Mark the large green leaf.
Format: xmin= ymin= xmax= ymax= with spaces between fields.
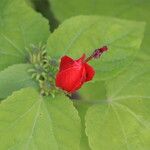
xmin=0 ymin=64 xmax=37 ymax=99
xmin=0 ymin=88 xmax=81 ymax=150
xmin=85 ymin=62 xmax=150 ymax=150
xmin=49 ymin=0 xmax=150 ymax=60
xmin=0 ymin=0 xmax=49 ymax=71
xmin=46 ymin=16 xmax=145 ymax=80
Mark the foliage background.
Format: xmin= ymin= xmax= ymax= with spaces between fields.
xmin=0 ymin=0 xmax=149 ymax=150
xmin=30 ymin=0 xmax=150 ymax=60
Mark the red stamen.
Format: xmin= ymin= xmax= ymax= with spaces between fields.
xmin=85 ymin=46 xmax=108 ymax=62
xmin=99 ymin=46 xmax=108 ymax=52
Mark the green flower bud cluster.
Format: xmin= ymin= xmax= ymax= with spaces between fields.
xmin=27 ymin=43 xmax=58 ymax=97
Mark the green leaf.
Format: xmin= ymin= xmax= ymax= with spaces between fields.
xmin=73 ymin=81 xmax=106 ymax=150
xmin=27 ymin=0 xmax=59 ymax=32
xmin=25 ymin=0 xmax=34 ymax=8
xmin=49 ymin=0 xmax=150 ymax=60
xmin=0 ymin=64 xmax=37 ymax=99
xmin=0 ymin=0 xmax=50 ymax=71
xmin=74 ymin=102 xmax=91 ymax=150
xmin=0 ymin=88 xmax=81 ymax=150
xmin=79 ymin=81 xmax=106 ymax=102
xmin=46 ymin=16 xmax=145 ymax=80
xmin=85 ymin=62 xmax=150 ymax=150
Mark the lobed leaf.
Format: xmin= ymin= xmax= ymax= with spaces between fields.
xmin=85 ymin=62 xmax=150 ymax=150
xmin=0 ymin=0 xmax=50 ymax=71
xmin=0 ymin=88 xmax=81 ymax=150
xmin=49 ymin=0 xmax=150 ymax=60
xmin=46 ymin=16 xmax=145 ymax=80
xmin=0 ymin=64 xmax=37 ymax=99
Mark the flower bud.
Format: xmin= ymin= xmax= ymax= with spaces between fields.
xmin=55 ymin=54 xmax=95 ymax=93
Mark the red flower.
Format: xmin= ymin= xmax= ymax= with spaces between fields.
xmin=55 ymin=46 xmax=108 ymax=93
xmin=55 ymin=54 xmax=95 ymax=93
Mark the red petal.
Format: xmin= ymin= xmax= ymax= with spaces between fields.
xmin=84 ymin=63 xmax=95 ymax=82
xmin=69 ymin=80 xmax=83 ymax=93
xmin=69 ymin=68 xmax=86 ymax=93
xmin=76 ymin=54 xmax=86 ymax=63
xmin=60 ymin=55 xmax=74 ymax=71
xmin=56 ymin=66 xmax=86 ymax=93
